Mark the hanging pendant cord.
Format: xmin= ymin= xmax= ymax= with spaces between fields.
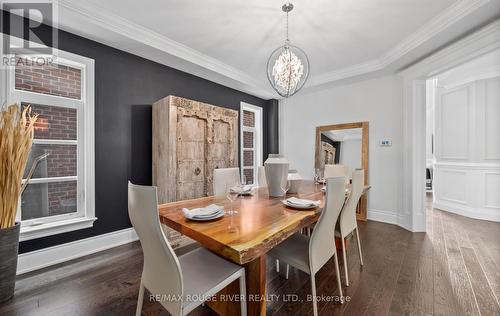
xmin=286 ymin=11 xmax=289 ymax=43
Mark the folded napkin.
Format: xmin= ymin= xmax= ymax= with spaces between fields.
xmin=286 ymin=197 xmax=321 ymax=207
xmin=182 ymin=204 xmax=224 ymax=219
xmin=230 ymin=185 xmax=253 ymax=194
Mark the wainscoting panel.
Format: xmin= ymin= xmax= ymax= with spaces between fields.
xmin=485 ymin=172 xmax=500 ymax=209
xmin=433 ymin=76 xmax=500 ymax=222
xmin=436 ymin=85 xmax=470 ymax=160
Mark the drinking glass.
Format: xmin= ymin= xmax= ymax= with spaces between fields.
xmin=280 ymin=179 xmax=291 ymax=197
xmin=226 ymin=184 xmax=239 ymax=215
xmin=314 ymin=168 xmax=321 ymax=183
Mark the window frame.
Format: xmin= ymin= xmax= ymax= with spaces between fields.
xmin=5 ymin=45 xmax=96 ymax=241
xmin=240 ymin=102 xmax=263 ymax=186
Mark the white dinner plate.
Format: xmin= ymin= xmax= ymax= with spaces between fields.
xmin=184 ymin=210 xmax=225 ymax=221
xmin=282 ymin=200 xmax=319 ymax=210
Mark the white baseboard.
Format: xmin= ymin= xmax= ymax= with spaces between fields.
xmin=367 ymin=209 xmax=398 ymax=225
xmin=434 ymin=200 xmax=500 ymax=222
xmin=17 ymin=227 xmax=138 ymax=275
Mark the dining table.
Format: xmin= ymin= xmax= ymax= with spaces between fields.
xmin=158 ymin=180 xmax=370 ymax=315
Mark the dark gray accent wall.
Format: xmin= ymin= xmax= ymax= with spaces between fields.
xmin=1 ymin=11 xmax=279 ymax=253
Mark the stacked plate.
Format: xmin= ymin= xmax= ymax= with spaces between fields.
xmin=182 ymin=204 xmax=225 ymax=221
xmin=282 ymin=197 xmax=321 ymax=210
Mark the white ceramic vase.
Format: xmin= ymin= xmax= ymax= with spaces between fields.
xmin=264 ymin=154 xmax=289 ymax=197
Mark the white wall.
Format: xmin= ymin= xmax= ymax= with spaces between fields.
xmin=280 ymin=75 xmax=403 ymax=224
xmin=339 ymin=139 xmax=362 ymax=176
xmin=433 ymin=75 xmax=500 ymax=222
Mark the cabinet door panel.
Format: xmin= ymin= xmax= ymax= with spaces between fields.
xmin=177 ymin=115 xmax=206 ymax=200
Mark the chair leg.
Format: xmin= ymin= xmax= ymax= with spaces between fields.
xmin=341 ymin=236 xmax=349 ymax=286
xmin=333 ymin=252 xmax=344 ymax=304
xmin=355 ymin=227 xmax=364 ymax=266
xmin=136 ymin=282 xmax=145 ymax=316
xmin=310 ymin=273 xmax=318 ymax=316
xmin=239 ymin=271 xmax=247 ymax=316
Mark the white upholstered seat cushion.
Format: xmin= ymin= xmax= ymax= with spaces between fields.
xmin=267 ymin=232 xmax=311 ymax=274
xmin=179 ymin=247 xmax=243 ymax=310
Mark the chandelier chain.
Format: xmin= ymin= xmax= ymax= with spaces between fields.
xmin=286 ymin=11 xmax=289 ymax=43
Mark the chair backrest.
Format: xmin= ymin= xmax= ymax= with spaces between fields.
xmin=324 ymin=164 xmax=349 ymax=179
xmin=213 ymin=167 xmax=240 ymax=196
xmin=257 ymin=166 xmax=267 ymax=187
xmin=309 ymin=176 xmax=346 ymax=274
xmin=339 ymin=169 xmax=364 ymax=236
xmin=128 ymin=182 xmax=183 ymax=315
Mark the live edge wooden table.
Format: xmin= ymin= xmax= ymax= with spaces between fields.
xmin=159 ymin=181 xmax=370 ymax=316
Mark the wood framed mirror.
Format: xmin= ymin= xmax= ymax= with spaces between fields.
xmin=315 ymin=121 xmax=369 ymax=220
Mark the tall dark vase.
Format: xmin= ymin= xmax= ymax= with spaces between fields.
xmin=0 ymin=222 xmax=20 ymax=303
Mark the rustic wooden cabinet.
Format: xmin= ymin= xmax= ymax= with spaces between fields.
xmin=152 ymin=95 xmax=238 ymax=246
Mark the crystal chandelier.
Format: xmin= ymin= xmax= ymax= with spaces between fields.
xmin=267 ymin=2 xmax=310 ymax=98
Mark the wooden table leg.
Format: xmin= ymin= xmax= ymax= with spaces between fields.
xmin=244 ymin=256 xmax=266 ymax=316
xmin=206 ymin=255 xmax=267 ymax=316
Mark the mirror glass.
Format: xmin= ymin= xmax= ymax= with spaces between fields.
xmin=319 ymin=128 xmax=362 ymax=180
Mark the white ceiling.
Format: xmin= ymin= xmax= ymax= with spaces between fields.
xmin=56 ymin=0 xmax=500 ymax=98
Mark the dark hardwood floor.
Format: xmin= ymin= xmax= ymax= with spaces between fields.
xmin=1 ymin=204 xmax=499 ymax=316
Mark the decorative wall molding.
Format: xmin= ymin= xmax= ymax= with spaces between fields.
xmin=26 ymin=0 xmax=490 ymax=98
xmin=434 ymin=200 xmax=500 ymax=222
xmin=398 ymin=19 xmax=500 ymax=233
xmin=367 ymin=209 xmax=398 ymax=225
xmin=55 ymin=0 xmax=274 ymax=99
xmin=380 ymin=0 xmax=491 ymax=66
xmin=17 ymin=228 xmax=138 ymax=275
xmin=308 ymin=0 xmax=492 ymax=89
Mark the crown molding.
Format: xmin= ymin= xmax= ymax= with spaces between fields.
xmin=380 ymin=0 xmax=491 ymax=66
xmin=307 ymin=59 xmax=383 ymax=87
xmin=50 ymin=0 xmax=491 ymax=97
xmin=398 ymin=19 xmax=500 ymax=79
xmin=56 ymin=0 xmax=274 ymax=99
xmin=307 ymin=0 xmax=491 ymax=89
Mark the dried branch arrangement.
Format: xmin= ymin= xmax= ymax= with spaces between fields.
xmin=0 ymin=105 xmax=38 ymax=229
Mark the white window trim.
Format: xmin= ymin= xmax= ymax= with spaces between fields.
xmin=5 ymin=45 xmax=96 ymax=241
xmin=240 ymin=102 xmax=263 ymax=186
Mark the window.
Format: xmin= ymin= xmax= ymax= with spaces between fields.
xmin=240 ymin=103 xmax=262 ymax=185
xmin=5 ymin=47 xmax=95 ymax=241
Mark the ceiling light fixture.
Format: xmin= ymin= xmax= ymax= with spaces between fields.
xmin=266 ymin=2 xmax=310 ymax=98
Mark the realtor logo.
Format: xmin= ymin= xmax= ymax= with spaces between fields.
xmin=1 ymin=1 xmax=58 ymax=67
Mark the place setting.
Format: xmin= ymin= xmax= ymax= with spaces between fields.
xmin=182 ymin=204 xmax=225 ymax=221
xmin=279 ymin=179 xmax=321 ymax=210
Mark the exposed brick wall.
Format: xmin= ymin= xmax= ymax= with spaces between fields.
xmin=25 ymin=103 xmax=77 ymax=140
xmin=26 ymin=144 xmax=77 ymax=178
xmin=243 ymin=131 xmax=253 ymax=148
xmin=243 ymin=168 xmax=254 ymax=184
xmin=15 ymin=63 xmax=81 ymax=99
xmin=48 ymin=182 xmax=77 ymax=215
xmin=243 ymin=150 xmax=253 ymax=167
xmin=17 ymin=64 xmax=80 ymax=219
xmin=242 ymin=110 xmax=255 ymax=127
xmin=21 ymin=181 xmax=77 ymax=219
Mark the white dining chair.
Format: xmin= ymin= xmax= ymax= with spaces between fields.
xmin=213 ymin=167 xmax=240 ymax=196
xmin=257 ymin=166 xmax=267 ymax=187
xmin=324 ymin=164 xmax=349 ymax=179
xmin=268 ymin=176 xmax=346 ymax=315
xmin=336 ymin=169 xmax=364 ymax=286
xmin=128 ymin=182 xmax=247 ymax=316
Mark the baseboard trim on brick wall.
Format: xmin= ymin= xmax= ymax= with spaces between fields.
xmin=17 ymin=228 xmax=138 ymax=275
xmin=367 ymin=209 xmax=398 ymax=225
